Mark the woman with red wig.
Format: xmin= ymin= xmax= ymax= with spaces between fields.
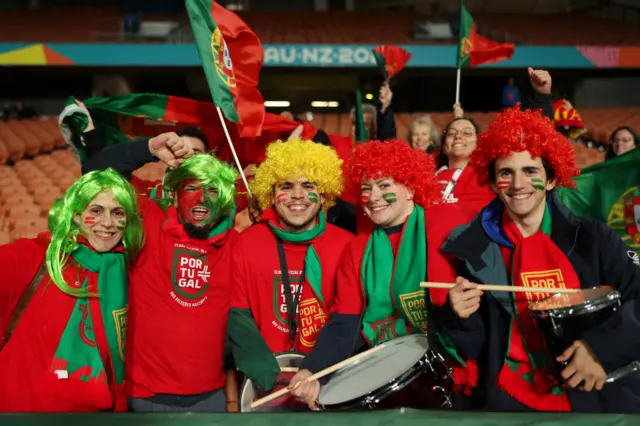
xmin=433 ymin=106 xmax=640 ymax=413
xmin=286 ymin=140 xmax=475 ymax=409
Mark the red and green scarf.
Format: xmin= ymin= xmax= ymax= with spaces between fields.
xmin=46 ymin=245 xmax=127 ymax=411
xmin=361 ymin=205 xmax=428 ymax=346
xmin=267 ymin=210 xmax=328 ymax=352
xmin=498 ymin=206 xmax=578 ymax=411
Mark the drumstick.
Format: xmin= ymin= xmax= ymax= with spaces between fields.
xmin=420 ymin=282 xmax=581 ymax=294
xmin=250 ymin=343 xmax=387 ymax=409
xmin=280 ymin=367 xmax=299 ymax=373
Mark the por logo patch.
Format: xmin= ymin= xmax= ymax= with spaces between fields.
xmin=112 ymin=307 xmax=127 ymax=361
xmin=399 ymin=290 xmax=428 ymax=332
xmin=520 ymin=269 xmax=566 ymax=302
xmin=272 ymin=274 xmax=304 ymax=327
xmin=171 ymin=249 xmax=210 ymax=300
xmin=211 ymin=28 xmax=237 ymax=88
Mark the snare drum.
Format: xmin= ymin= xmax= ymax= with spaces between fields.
xmin=239 ymin=352 xmax=308 ymax=412
xmin=316 ymin=334 xmax=452 ymax=410
xmin=529 ymin=286 xmax=640 ymax=383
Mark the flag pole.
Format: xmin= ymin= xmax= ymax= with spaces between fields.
xmin=455 ymin=67 xmax=462 ymax=104
xmin=215 ymin=106 xmax=252 ymax=198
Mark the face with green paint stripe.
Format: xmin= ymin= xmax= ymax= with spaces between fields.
xmin=273 ymin=177 xmax=324 ymax=233
xmin=492 ymin=151 xmax=557 ymax=221
xmin=175 ymin=179 xmax=222 ymax=230
xmin=74 ymin=191 xmax=126 ymax=253
xmin=361 ymin=177 xmax=414 ymax=228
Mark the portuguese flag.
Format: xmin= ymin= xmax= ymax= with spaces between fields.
xmin=557 ymin=148 xmax=640 ymax=256
xmin=186 ymin=0 xmax=264 ymax=138
xmin=457 ymin=0 xmax=515 ymax=67
xmin=59 ymin=94 xmax=314 ymax=166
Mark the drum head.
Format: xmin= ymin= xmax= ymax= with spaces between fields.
xmin=317 ymin=334 xmax=429 ymax=407
xmin=239 ymin=352 xmax=307 ymax=412
xmin=529 ymin=286 xmax=620 ymax=318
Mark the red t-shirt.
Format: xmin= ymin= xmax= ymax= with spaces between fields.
xmin=230 ymin=222 xmax=353 ymax=354
xmin=331 ymin=204 xmax=471 ymax=318
xmin=125 ymin=197 xmax=238 ymax=398
xmin=0 ymin=235 xmax=122 ymax=412
xmin=436 ymin=166 xmax=496 ymax=216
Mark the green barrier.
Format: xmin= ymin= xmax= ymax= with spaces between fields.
xmin=1 ymin=409 xmax=639 ymax=426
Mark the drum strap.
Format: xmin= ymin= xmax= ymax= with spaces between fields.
xmin=276 ymin=239 xmax=305 ymax=350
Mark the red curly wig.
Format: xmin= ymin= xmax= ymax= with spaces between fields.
xmin=346 ymin=139 xmax=439 ymax=207
xmin=471 ymin=105 xmax=579 ymax=188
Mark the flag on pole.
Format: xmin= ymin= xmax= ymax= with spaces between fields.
xmin=557 ymin=148 xmax=640 ymax=256
xmin=372 ymin=46 xmax=412 ymax=81
xmin=457 ymin=0 xmax=515 ymax=68
xmin=354 ymin=90 xmax=368 ymax=142
xmin=186 ymin=0 xmax=264 ymax=138
xmin=59 ymin=94 xmax=315 ymax=166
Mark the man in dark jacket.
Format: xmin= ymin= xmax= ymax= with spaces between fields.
xmin=433 ymin=106 xmax=640 ymax=413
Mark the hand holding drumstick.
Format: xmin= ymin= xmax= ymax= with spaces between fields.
xmin=448 ymin=277 xmax=484 ymax=319
xmin=288 ymin=369 xmax=320 ymax=410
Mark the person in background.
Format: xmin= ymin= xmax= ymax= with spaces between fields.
xmin=502 ymin=77 xmax=521 ymax=108
xmin=408 ymin=115 xmax=440 ymax=154
xmin=435 ymin=68 xmax=555 ymax=215
xmin=0 ymin=169 xmax=143 ymax=412
xmin=606 ymin=126 xmax=640 ymax=160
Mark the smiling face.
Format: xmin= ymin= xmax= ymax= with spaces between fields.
xmin=360 ymin=177 xmax=414 ymax=228
xmin=613 ymin=129 xmax=636 ymax=156
xmin=411 ymin=123 xmax=432 ymax=151
xmin=273 ymin=176 xmax=324 ymax=233
xmin=175 ymin=179 xmax=221 ymax=228
xmin=492 ymin=151 xmax=557 ymax=221
xmin=443 ymin=119 xmax=477 ymax=163
xmin=75 ymin=191 xmax=126 ymax=253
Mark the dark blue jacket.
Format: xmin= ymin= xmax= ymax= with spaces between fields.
xmin=433 ymin=193 xmax=640 ymax=413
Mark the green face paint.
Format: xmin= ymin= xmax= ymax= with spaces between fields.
xmin=382 ymin=192 xmax=397 ymax=204
xmin=531 ymin=178 xmax=545 ymax=191
xmin=116 ymin=219 xmax=126 ymax=231
xmin=308 ymin=192 xmax=319 ymax=204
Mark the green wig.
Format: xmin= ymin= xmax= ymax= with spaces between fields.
xmin=45 ymin=168 xmax=144 ymax=298
xmin=162 ymin=153 xmax=239 ymax=214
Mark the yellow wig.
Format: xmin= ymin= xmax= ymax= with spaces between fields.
xmin=251 ymin=137 xmax=344 ymax=210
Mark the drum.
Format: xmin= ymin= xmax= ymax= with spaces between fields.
xmin=529 ymin=286 xmax=640 ymax=383
xmin=316 ymin=334 xmax=453 ymax=410
xmin=239 ymin=352 xmax=308 ymax=412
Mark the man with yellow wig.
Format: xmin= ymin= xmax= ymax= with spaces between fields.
xmin=228 ymin=138 xmax=354 ymax=411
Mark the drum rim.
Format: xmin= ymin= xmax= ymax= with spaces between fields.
xmin=528 ymin=286 xmax=620 ymax=318
xmin=316 ymin=334 xmax=430 ymax=407
xmin=239 ymin=351 xmax=305 ymax=412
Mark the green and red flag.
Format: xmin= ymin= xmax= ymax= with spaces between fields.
xmin=186 ymin=0 xmax=264 ymax=138
xmin=457 ymin=0 xmax=515 ymax=68
xmin=354 ymin=90 xmax=368 ymax=142
xmin=557 ymin=148 xmax=640 ymax=256
xmin=372 ymin=46 xmax=412 ymax=82
xmin=59 ymin=94 xmax=315 ymax=166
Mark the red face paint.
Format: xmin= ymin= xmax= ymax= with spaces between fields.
xmin=496 ymin=180 xmax=510 ymax=190
xmin=83 ymin=216 xmax=96 ymax=225
xmin=177 ymin=179 xmax=215 ymax=225
xmin=276 ymin=193 xmax=288 ymax=204
xmin=361 ymin=194 xmax=370 ymax=205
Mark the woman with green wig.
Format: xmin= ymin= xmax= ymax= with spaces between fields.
xmin=0 ymin=168 xmax=143 ymax=412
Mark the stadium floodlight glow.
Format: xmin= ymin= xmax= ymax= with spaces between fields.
xmin=311 ymin=101 xmax=340 ymax=108
xmin=264 ymin=101 xmax=290 ymax=107
xmin=365 ymin=93 xmax=374 ymax=100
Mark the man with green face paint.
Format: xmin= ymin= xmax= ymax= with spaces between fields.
xmin=84 ymin=151 xmax=240 ymax=412
xmin=227 ymin=138 xmax=353 ymax=412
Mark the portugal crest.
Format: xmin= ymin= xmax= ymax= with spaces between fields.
xmin=112 ymin=307 xmax=127 ymax=361
xmin=607 ymin=186 xmax=640 ymax=254
xmin=211 ymin=28 xmax=237 ymax=88
xmin=461 ymin=37 xmax=472 ymax=58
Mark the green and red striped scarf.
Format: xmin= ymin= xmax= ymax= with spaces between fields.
xmin=498 ymin=207 xmax=577 ymax=411
xmin=361 ymin=205 xmax=428 ymax=346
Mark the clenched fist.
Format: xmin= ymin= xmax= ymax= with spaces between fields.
xmin=528 ymin=67 xmax=552 ymax=95
xmin=148 ymin=132 xmax=194 ymax=168
xmin=449 ymin=276 xmax=483 ymax=319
